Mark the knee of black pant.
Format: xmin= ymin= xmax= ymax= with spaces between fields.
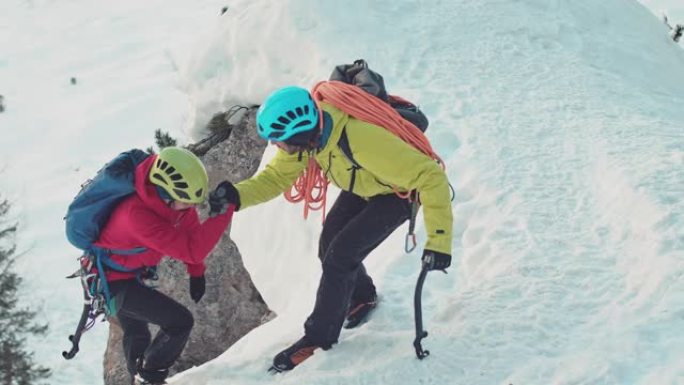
xmin=123 ymin=329 xmax=151 ymax=345
xmin=166 ymin=307 xmax=194 ymax=336
xmin=318 ymin=232 xmax=335 ymax=263
xmin=122 ymin=321 xmax=151 ymax=347
xmin=321 ymin=250 xmax=360 ymax=276
xmin=179 ymin=307 xmax=194 ymax=331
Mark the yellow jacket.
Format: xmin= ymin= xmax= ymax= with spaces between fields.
xmin=235 ymin=103 xmax=453 ymax=255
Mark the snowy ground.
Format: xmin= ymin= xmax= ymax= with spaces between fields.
xmin=1 ymin=0 xmax=683 ymax=384
xmin=640 ymin=0 xmax=684 ymax=27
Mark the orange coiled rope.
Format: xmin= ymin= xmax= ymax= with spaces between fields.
xmin=284 ymin=80 xmax=444 ymax=221
xmin=283 ymin=155 xmax=329 ymax=220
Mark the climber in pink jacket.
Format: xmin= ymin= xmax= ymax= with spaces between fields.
xmin=95 ymin=147 xmax=234 ymax=385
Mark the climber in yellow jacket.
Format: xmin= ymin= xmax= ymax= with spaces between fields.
xmin=209 ymin=85 xmax=452 ymax=372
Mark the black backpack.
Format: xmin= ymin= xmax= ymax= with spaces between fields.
xmin=329 ymin=59 xmax=428 ymax=132
xmin=328 ymin=59 xmax=429 ymax=192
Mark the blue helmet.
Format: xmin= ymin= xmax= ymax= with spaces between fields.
xmin=256 ymin=86 xmax=319 ymax=142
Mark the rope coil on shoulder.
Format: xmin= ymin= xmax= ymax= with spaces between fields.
xmin=283 ymin=81 xmax=444 ymax=221
xmin=283 ymin=154 xmax=329 ymax=220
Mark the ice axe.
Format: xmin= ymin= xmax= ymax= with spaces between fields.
xmin=413 ymin=251 xmax=448 ymax=359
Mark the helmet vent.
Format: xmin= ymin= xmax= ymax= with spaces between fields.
xmin=293 ymin=120 xmax=312 ymax=129
xmin=174 ymin=182 xmax=189 ymax=189
xmin=195 ymin=189 xmax=204 ymax=198
xmin=270 ymin=123 xmax=285 ymax=130
xmin=166 ymin=166 xmax=176 ymax=174
xmin=152 ymin=173 xmax=167 ymax=184
xmin=286 ymin=111 xmax=296 ymax=120
xmin=295 ymin=107 xmax=303 ymax=116
xmin=169 ymin=173 xmax=183 ymax=181
xmin=173 ymin=189 xmax=190 ymax=200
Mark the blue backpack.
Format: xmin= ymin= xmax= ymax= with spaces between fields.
xmin=63 ymin=149 xmax=153 ymax=359
xmin=65 ymin=148 xmax=150 ymax=250
xmin=65 ymin=147 xmax=154 ymax=299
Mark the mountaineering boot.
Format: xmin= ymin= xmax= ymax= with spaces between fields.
xmin=269 ymin=336 xmax=332 ymax=373
xmin=344 ymin=294 xmax=378 ymax=329
xmin=133 ymin=375 xmax=167 ymax=385
xmin=134 ymin=358 xmax=168 ymax=385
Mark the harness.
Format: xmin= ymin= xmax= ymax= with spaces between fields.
xmin=62 ymin=246 xmax=156 ymax=360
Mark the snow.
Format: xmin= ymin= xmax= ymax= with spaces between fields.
xmin=640 ymin=0 xmax=684 ymax=25
xmin=1 ymin=0 xmax=683 ymax=384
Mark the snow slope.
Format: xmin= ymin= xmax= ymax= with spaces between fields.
xmin=640 ymin=0 xmax=684 ymax=32
xmin=174 ymin=0 xmax=684 ymax=384
xmin=1 ymin=0 xmax=683 ymax=384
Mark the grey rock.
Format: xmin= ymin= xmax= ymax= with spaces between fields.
xmin=104 ymin=108 xmax=272 ymax=385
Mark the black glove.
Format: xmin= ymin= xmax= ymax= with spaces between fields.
xmin=422 ymin=250 xmax=451 ymax=271
xmin=208 ymin=181 xmax=240 ymax=217
xmin=189 ymin=275 xmax=206 ymax=303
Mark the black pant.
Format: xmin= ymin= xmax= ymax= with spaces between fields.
xmin=109 ymin=279 xmax=194 ymax=377
xmin=304 ymin=191 xmax=411 ymax=344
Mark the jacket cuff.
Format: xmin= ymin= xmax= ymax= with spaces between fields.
xmin=186 ymin=263 xmax=206 ymax=277
xmin=423 ymin=249 xmax=450 ymax=258
xmin=225 ymin=182 xmax=241 ymax=211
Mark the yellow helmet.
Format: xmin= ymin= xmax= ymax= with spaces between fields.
xmin=149 ymin=147 xmax=208 ymax=204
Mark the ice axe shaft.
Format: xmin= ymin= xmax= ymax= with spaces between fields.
xmin=62 ymin=303 xmax=90 ymax=360
xmin=413 ymin=262 xmax=430 ymax=359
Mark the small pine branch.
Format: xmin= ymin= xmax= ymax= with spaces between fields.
xmin=154 ymin=129 xmax=177 ymax=150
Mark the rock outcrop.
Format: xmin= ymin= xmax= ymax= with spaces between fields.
xmin=104 ymin=108 xmax=272 ymax=385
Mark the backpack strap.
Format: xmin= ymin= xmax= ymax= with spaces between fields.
xmin=338 ymin=127 xmax=361 ymax=169
xmin=98 ymin=246 xmax=147 ymax=272
xmin=338 ymin=127 xmax=362 ymax=193
xmin=89 ymin=246 xmax=148 ymax=315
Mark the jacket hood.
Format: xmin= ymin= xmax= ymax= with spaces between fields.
xmin=316 ymin=102 xmax=348 ymax=155
xmin=134 ymin=155 xmax=178 ymax=218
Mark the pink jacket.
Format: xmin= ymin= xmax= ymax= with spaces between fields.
xmin=94 ymin=155 xmax=234 ymax=281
